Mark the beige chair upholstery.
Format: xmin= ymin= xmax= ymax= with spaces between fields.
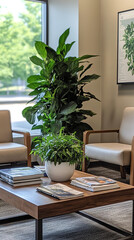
xmin=82 ymin=107 xmax=134 ymax=185
xmin=0 ymin=110 xmax=31 ymax=166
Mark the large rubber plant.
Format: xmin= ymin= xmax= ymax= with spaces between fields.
xmin=22 ymin=28 xmax=100 ymax=140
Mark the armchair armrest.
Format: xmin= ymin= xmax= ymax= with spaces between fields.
xmin=83 ymin=129 xmax=119 ymax=145
xmin=82 ymin=129 xmax=119 ymax=172
xmin=12 ymin=130 xmax=31 ymax=167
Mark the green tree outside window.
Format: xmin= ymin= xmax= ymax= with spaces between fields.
xmin=0 ymin=1 xmax=42 ymax=96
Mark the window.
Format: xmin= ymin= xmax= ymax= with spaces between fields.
xmin=0 ymin=0 xmax=48 ymax=133
xmin=0 ymin=0 xmax=48 ymax=99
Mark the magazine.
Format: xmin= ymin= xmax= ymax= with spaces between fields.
xmin=75 ymin=176 xmax=116 ymax=186
xmin=71 ymin=179 xmax=120 ymax=192
xmin=1 ymin=177 xmax=41 ymax=187
xmin=34 ymin=165 xmax=46 ymax=172
xmin=34 ymin=165 xmax=47 ymax=177
xmin=0 ymin=167 xmax=44 ymax=180
xmin=37 ymin=183 xmax=84 ymax=200
xmin=1 ymin=175 xmax=42 ymax=186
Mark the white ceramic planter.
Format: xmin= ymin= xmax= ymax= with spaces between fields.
xmin=45 ymin=161 xmax=75 ymax=182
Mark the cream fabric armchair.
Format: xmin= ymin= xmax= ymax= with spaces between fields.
xmin=0 ymin=110 xmax=31 ymax=166
xmin=82 ymin=107 xmax=134 ymax=185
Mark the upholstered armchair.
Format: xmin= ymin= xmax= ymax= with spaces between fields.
xmin=0 ymin=110 xmax=31 ymax=167
xmin=82 ymin=107 xmax=134 ymax=185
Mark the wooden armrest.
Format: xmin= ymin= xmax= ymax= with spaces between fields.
xmin=12 ymin=130 xmax=31 ymax=146
xmin=83 ymin=129 xmax=119 ymax=145
xmin=12 ymin=130 xmax=31 ymax=167
xmin=12 ymin=129 xmax=30 ymax=136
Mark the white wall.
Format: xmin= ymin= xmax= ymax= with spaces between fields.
xmin=48 ymin=0 xmax=79 ymax=57
xmin=48 ymin=0 xmax=101 ymax=138
xmin=79 ymin=0 xmax=101 ymax=138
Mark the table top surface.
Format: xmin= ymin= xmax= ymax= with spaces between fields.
xmin=0 ymin=170 xmax=134 ymax=219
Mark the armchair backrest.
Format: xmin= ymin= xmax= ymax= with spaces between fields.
xmin=119 ymin=107 xmax=134 ymax=145
xmin=0 ymin=110 xmax=13 ymax=143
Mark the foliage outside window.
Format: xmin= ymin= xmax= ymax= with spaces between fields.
xmin=0 ymin=0 xmax=45 ymax=97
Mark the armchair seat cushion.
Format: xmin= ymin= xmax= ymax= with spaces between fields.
xmin=0 ymin=143 xmax=27 ymax=163
xmin=85 ymin=143 xmax=131 ymax=166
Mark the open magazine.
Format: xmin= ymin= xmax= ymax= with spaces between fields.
xmin=37 ymin=183 xmax=84 ymax=200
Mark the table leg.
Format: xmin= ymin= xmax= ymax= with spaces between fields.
xmin=36 ymin=219 xmax=42 ymax=240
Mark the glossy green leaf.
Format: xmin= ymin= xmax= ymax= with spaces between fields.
xmin=78 ymin=74 xmax=100 ymax=84
xmin=32 ymin=125 xmax=43 ymax=130
xmin=35 ymin=41 xmax=47 ymax=59
xmin=27 ymin=81 xmax=48 ymax=89
xmin=57 ymin=28 xmax=70 ymax=51
xmin=45 ymin=46 xmax=58 ymax=60
xmin=78 ymin=109 xmax=96 ymax=116
xmin=76 ymin=55 xmax=98 ymax=62
xmin=29 ymin=89 xmax=41 ymax=96
xmin=64 ymin=41 xmax=75 ymax=55
xmin=22 ymin=107 xmax=36 ymax=124
xmin=27 ymin=75 xmax=44 ymax=83
xmin=30 ymin=56 xmax=44 ymax=67
xmin=80 ymin=63 xmax=93 ymax=77
xmin=54 ymin=62 xmax=68 ymax=75
xmin=84 ymin=92 xmax=100 ymax=102
xmin=60 ymin=102 xmax=77 ymax=115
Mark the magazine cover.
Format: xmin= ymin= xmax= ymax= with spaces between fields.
xmin=75 ymin=176 xmax=116 ymax=186
xmin=34 ymin=165 xmax=47 ymax=177
xmin=0 ymin=167 xmax=44 ymax=180
xmin=71 ymin=180 xmax=120 ymax=192
xmin=37 ymin=183 xmax=84 ymax=200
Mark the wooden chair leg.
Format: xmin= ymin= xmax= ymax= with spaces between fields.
xmin=82 ymin=155 xmax=86 ymax=172
xmin=120 ymin=166 xmax=126 ymax=179
xmin=27 ymin=154 xmax=31 ymax=167
xmin=24 ymin=132 xmax=31 ymax=167
xmin=82 ymin=131 xmax=89 ymax=172
xmin=82 ymin=156 xmax=88 ymax=172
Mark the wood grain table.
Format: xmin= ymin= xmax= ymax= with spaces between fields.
xmin=0 ymin=170 xmax=134 ymax=240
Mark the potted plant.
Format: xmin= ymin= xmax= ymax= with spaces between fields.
xmin=31 ymin=128 xmax=83 ymax=181
xmin=22 ymin=28 xmax=100 ymax=140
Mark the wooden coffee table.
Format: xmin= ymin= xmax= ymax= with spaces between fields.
xmin=0 ymin=170 xmax=134 ymax=240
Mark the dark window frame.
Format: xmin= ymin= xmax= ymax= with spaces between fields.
xmin=33 ymin=0 xmax=48 ymax=44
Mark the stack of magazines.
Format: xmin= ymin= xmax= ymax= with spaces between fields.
xmin=71 ymin=176 xmax=120 ymax=192
xmin=0 ymin=167 xmax=44 ymax=187
xmin=37 ymin=183 xmax=84 ymax=200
